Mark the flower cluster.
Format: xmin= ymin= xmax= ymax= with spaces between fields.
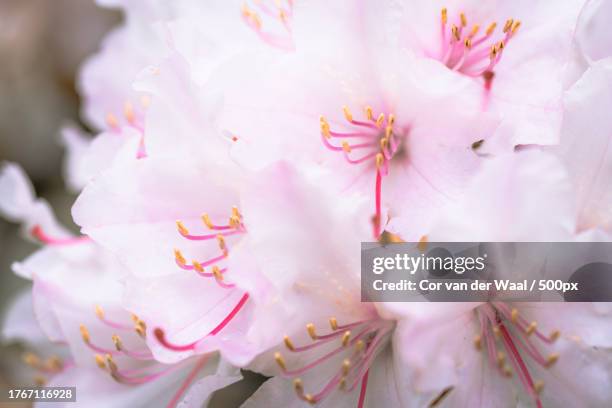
xmin=2 ymin=1 xmax=612 ymax=407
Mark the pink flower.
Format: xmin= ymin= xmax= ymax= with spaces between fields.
xmin=0 ymin=163 xmax=242 ymax=407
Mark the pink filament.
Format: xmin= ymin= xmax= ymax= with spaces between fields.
xmin=357 ymin=370 xmax=370 ymax=408
xmin=179 ymin=229 xmax=243 ymax=241
xmin=374 ymin=170 xmax=382 ymax=238
xmin=31 ymin=225 xmax=89 ymax=246
xmin=166 ymin=354 xmax=209 ymax=408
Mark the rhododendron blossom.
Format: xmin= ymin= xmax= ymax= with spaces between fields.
xmin=2 ymin=0 xmax=612 ymax=407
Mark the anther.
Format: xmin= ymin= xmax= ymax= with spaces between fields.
xmin=283 ymin=335 xmax=295 ymax=351
xmin=486 ymin=22 xmax=497 ymax=36
xmin=105 ymin=354 xmax=118 ymax=373
xmin=95 ymin=354 xmax=106 ymax=370
xmin=339 ymin=376 xmax=347 ymax=390
xmin=80 ymin=325 xmax=90 ymax=344
xmin=46 ymin=356 xmax=63 ymax=371
xmin=341 ymin=331 xmax=351 ymax=347
xmin=464 ymin=38 xmax=472 ymax=48
xmin=306 ymin=323 xmax=317 ymax=340
xmin=112 ymin=334 xmax=123 ymax=351
xmin=451 ymin=25 xmax=460 ymax=41
xmin=342 ymin=106 xmax=353 ymax=122
xmin=217 ymin=235 xmax=227 ymax=252
xmin=526 ymin=322 xmax=537 ymax=336
xmin=329 ymin=317 xmax=338 ymax=331
xmin=385 ymin=125 xmax=392 ymax=139
xmin=23 ymin=352 xmax=40 ymax=368
xmin=375 ymin=113 xmax=385 ymax=128
xmin=365 ymin=106 xmax=373 ymax=121
xmin=34 ymin=376 xmax=47 ymax=386
xmin=105 ymin=113 xmax=119 ymax=129
xmin=275 ymin=352 xmax=287 ymax=370
xmin=441 ymin=8 xmax=447 ymax=25
xmin=293 ymin=378 xmax=304 ymax=393
xmin=193 ymin=261 xmax=204 ymax=272
xmin=511 ymin=20 xmax=521 ymax=34
xmin=503 ymin=365 xmax=513 ymax=377
xmin=492 ymin=326 xmax=501 ymax=339
xmin=546 ymin=353 xmax=559 ymax=367
xmin=511 ymin=308 xmax=518 ymax=323
xmin=503 ymin=19 xmax=514 ymax=33
xmin=549 ymin=330 xmax=560 ymax=342
xmin=95 ymin=305 xmax=104 ymax=319
xmin=460 ymin=13 xmax=467 ymax=27
xmin=497 ymin=351 xmax=506 ymax=367
xmin=174 ymin=249 xmax=186 ymax=265
xmin=320 ymin=117 xmax=331 ymax=138
xmin=342 ymin=358 xmax=351 ymax=375
xmin=375 ymin=153 xmax=384 ymax=169
xmin=232 ymin=206 xmax=240 ymax=218
xmin=201 ymin=213 xmax=213 ymax=229
xmin=473 ymin=335 xmax=482 ymax=350
xmin=123 ymin=101 xmax=135 ymax=124
xmin=212 ymin=266 xmax=223 ymax=281
xmin=470 ymin=24 xmax=480 ymax=37
xmin=387 ymin=114 xmax=395 ymax=126
xmin=342 ymin=141 xmax=352 ymax=153
xmin=380 ymin=138 xmax=388 ymax=151
xmin=355 ymin=340 xmax=365 ymax=352
xmin=176 ymin=221 xmax=189 ymax=236
xmin=534 ymin=380 xmax=544 ymax=394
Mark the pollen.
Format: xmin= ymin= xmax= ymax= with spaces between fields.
xmin=342 ymin=105 xmax=353 ymax=122
xmin=329 ymin=317 xmax=338 ymax=330
xmin=95 ymin=354 xmax=106 ymax=370
xmin=306 ymin=323 xmax=317 ymax=340
xmin=80 ymin=325 xmax=91 ymax=344
xmin=174 ymin=249 xmax=186 ymax=265
xmin=546 ymin=353 xmax=559 ymax=367
xmin=105 ymin=113 xmax=119 ymax=129
xmin=341 ymin=358 xmax=351 ymax=375
xmin=176 ymin=221 xmax=189 ymax=236
xmin=201 ymin=213 xmax=214 ymax=229
xmin=95 ymin=305 xmax=105 ymax=319
xmin=123 ymin=101 xmax=135 ymax=124
xmin=112 ymin=334 xmax=123 ymax=351
xmin=341 ymin=331 xmax=351 ymax=347
xmin=283 ymin=335 xmax=295 ymax=351
xmin=275 ymin=352 xmax=286 ymax=370
xmin=526 ymin=321 xmax=537 ymax=335
xmin=473 ymin=334 xmax=482 ymax=350
xmin=441 ymin=8 xmax=447 ymax=24
xmin=460 ymin=12 xmax=467 ymax=27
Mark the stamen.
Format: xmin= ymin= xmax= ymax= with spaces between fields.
xmin=441 ymin=8 xmax=447 ymax=25
xmin=460 ymin=13 xmax=467 ymax=27
xmin=123 ymin=101 xmax=135 ymax=124
xmin=106 ymin=113 xmax=119 ymax=129
xmin=329 ymin=317 xmax=338 ymax=331
xmin=341 ymin=331 xmax=351 ymax=347
xmin=486 ymin=22 xmax=497 ymax=35
xmin=284 ymin=335 xmax=295 ymax=351
xmin=342 ymin=106 xmax=353 ymax=122
xmin=30 ymin=225 xmax=89 ymax=246
xmin=306 ymin=323 xmax=317 ymax=340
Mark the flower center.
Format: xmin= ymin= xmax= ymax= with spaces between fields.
xmin=320 ymin=106 xmax=402 ymax=238
xmin=274 ymin=317 xmax=395 ymax=406
xmin=438 ymin=8 xmax=521 ymax=88
xmin=474 ymin=302 xmax=561 ymax=408
xmin=241 ymin=0 xmax=295 ymax=51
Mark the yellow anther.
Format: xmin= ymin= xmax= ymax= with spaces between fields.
xmin=80 ymin=325 xmax=90 ymax=343
xmin=23 ymin=352 xmax=40 ymax=368
xmin=549 ymin=330 xmax=560 ymax=342
xmin=526 ymin=321 xmax=537 ymax=335
xmin=306 ymin=323 xmax=317 ymax=340
xmin=320 ymin=120 xmax=331 ymax=138
xmin=492 ymin=326 xmax=501 ymax=339
xmin=503 ymin=19 xmax=514 ymax=33
xmin=283 ymin=335 xmax=295 ymax=351
xmin=375 ymin=113 xmax=385 ymax=127
xmin=342 ymin=141 xmax=352 ymax=153
xmin=388 ymin=114 xmax=395 ymax=126
xmin=123 ymin=101 xmax=135 ymax=124
xmin=212 ymin=265 xmax=223 ymax=281
xmin=176 ymin=221 xmax=189 ymax=236
xmin=174 ymin=249 xmax=186 ymax=265
xmin=460 ymin=12 xmax=467 ymax=27
xmin=341 ymin=330 xmax=351 ymax=347
xmin=490 ymin=44 xmax=498 ymax=59
xmin=34 ymin=375 xmax=47 ymax=386
xmin=486 ymin=22 xmax=497 ymax=36
xmin=279 ymin=9 xmax=287 ymax=22
xmin=470 ymin=24 xmax=480 ymax=37
xmin=451 ymin=25 xmax=460 ymax=41
xmin=293 ymin=378 xmax=304 ymax=393
xmin=95 ymin=354 xmax=106 ymax=370
xmin=135 ymin=324 xmax=146 ymax=338
xmin=305 ymin=394 xmax=315 ymax=404
xmin=534 ymin=380 xmax=544 ymax=394
xmin=241 ymin=3 xmax=251 ymax=17
xmin=95 ymin=305 xmax=104 ymax=319
xmin=342 ymin=105 xmax=353 ymax=122
xmin=546 ymin=353 xmax=559 ymax=367
xmin=131 ymin=314 xmax=139 ymax=323
xmin=385 ymin=125 xmax=393 ymax=139
xmin=105 ymin=113 xmax=119 ymax=129
xmin=441 ymin=8 xmax=447 ymax=24
xmin=380 ymin=138 xmax=388 ymax=151
xmin=231 ymin=206 xmax=240 ymax=218
xmin=112 ymin=334 xmax=123 ymax=351
xmin=464 ymin=38 xmax=472 ymax=48
xmin=105 ymin=354 xmax=118 ymax=373
xmin=375 ymin=153 xmax=384 ymax=169
xmin=275 ymin=352 xmax=287 ymax=370
xmin=511 ymin=308 xmax=519 ymax=323
xmin=216 ymin=235 xmax=227 ymax=252
xmin=365 ymin=106 xmax=373 ymax=120
xmin=329 ymin=317 xmax=338 ymax=330
xmin=511 ymin=20 xmax=521 ymax=34
xmin=339 ymin=376 xmax=347 ymax=390
xmin=193 ymin=261 xmax=204 ymax=273
xmin=498 ymin=40 xmax=505 ymax=50
xmin=46 ymin=356 xmax=63 ymax=371
xmin=201 ymin=213 xmax=213 ymax=229
xmin=503 ymin=365 xmax=513 ymax=377
xmin=342 ymin=359 xmax=351 ymax=375
xmin=473 ymin=335 xmax=482 ymax=350
xmin=355 ymin=340 xmax=365 ymax=352
xmin=497 ymin=351 xmax=506 ymax=367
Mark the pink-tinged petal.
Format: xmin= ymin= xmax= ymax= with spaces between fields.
xmin=558 ymin=59 xmax=612 ymax=233
xmin=0 ymin=163 xmax=70 ymax=239
xmin=1 ymin=289 xmax=48 ymax=346
xmin=176 ymin=362 xmax=242 ymax=408
xmin=429 ymin=151 xmax=575 ymax=241
xmin=61 ymin=125 xmax=142 ymax=193
xmin=575 ymin=0 xmax=612 ymax=63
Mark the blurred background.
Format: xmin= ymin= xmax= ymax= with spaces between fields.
xmin=0 ymin=1 xmax=262 ymax=406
